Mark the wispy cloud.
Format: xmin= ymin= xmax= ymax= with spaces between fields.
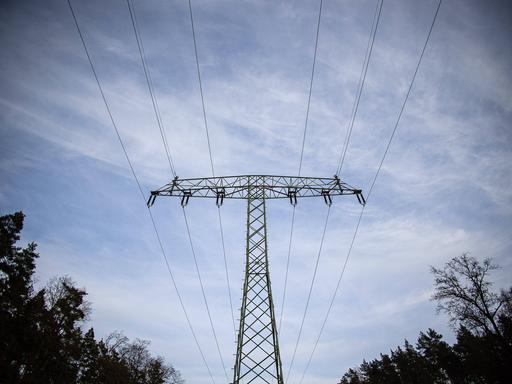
xmin=2 ymin=0 xmax=511 ymax=383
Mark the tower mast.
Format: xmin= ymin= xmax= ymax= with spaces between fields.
xmin=148 ymin=174 xmax=364 ymax=383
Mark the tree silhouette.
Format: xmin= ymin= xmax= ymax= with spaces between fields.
xmin=431 ymin=254 xmax=509 ymax=339
xmin=339 ymin=254 xmax=512 ymax=384
xmin=0 ymin=212 xmax=183 ymax=384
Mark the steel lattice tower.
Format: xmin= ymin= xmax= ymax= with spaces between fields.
xmin=234 ymin=176 xmax=284 ymax=382
xmin=148 ymin=175 xmax=364 ymax=383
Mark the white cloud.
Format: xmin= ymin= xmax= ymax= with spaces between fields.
xmin=2 ymin=0 xmax=511 ymax=382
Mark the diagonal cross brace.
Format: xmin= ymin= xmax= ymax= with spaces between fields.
xmin=233 ymin=177 xmax=284 ymax=384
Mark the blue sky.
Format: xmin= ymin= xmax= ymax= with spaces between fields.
xmin=1 ymin=0 xmax=512 ymax=383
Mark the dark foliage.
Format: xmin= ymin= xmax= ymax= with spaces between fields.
xmin=339 ymin=254 xmax=512 ymax=384
xmin=0 ymin=212 xmax=184 ymax=384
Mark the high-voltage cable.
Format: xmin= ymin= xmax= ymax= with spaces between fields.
xmin=285 ymin=205 xmax=331 ymax=382
xmin=336 ymin=0 xmax=383 ymax=177
xmin=126 ymin=1 xmax=230 ymax=379
xmin=287 ymin=1 xmax=381 ymax=380
xmin=66 ymin=1 xmax=216 ymax=382
xmin=127 ymin=0 xmax=232 ymax=379
xmin=182 ymin=208 xmax=229 ymax=382
xmin=299 ymin=1 xmax=443 ymax=381
xmin=126 ymin=0 xmax=176 ymax=178
xmin=187 ymin=0 xmax=238 ymax=342
xmin=279 ymin=0 xmax=323 ymax=338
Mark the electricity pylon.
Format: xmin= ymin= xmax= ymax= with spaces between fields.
xmin=148 ymin=175 xmax=364 ymax=384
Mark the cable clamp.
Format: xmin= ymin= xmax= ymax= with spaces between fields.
xmin=334 ymin=175 xmax=344 ymax=194
xmin=170 ymin=176 xmax=179 ymax=194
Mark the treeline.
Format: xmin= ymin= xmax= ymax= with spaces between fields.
xmin=0 ymin=212 xmax=183 ymax=384
xmin=339 ymin=255 xmax=512 ymax=384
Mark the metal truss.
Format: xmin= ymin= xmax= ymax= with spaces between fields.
xmin=148 ymin=174 xmax=365 ymax=207
xmin=233 ymin=176 xmax=284 ymax=384
xmin=148 ymin=174 xmax=363 ymax=383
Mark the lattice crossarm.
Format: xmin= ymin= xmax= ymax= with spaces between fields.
xmin=147 ymin=174 xmax=365 ymax=207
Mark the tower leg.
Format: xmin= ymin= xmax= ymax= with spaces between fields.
xmin=233 ymin=178 xmax=284 ymax=383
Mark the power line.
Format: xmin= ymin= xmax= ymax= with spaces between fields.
xmin=183 ymin=0 xmax=236 ymax=381
xmin=299 ymin=1 xmax=443 ymax=381
xmin=293 ymin=7 xmax=385 ymax=374
xmin=146 ymin=210 xmax=215 ymax=384
xmin=128 ymin=0 xmax=231 ymax=379
xmin=182 ymin=208 xmax=230 ymax=382
xmin=217 ymin=206 xmax=237 ymax=335
xmin=336 ymin=0 xmax=383 ymax=177
xmin=298 ymin=0 xmax=323 ymax=176
xmin=291 ymin=3 xmax=382 ymax=380
xmin=286 ymin=205 xmax=331 ymax=382
xmin=278 ymin=205 xmax=295 ymax=334
xmin=188 ymin=0 xmax=215 ymax=177
xmin=65 ymin=1 xmax=216 ymax=383
xmin=298 ymin=203 xmax=363 ymax=384
xmin=126 ymin=0 xmax=176 ymax=178
xmin=279 ymin=0 xmax=323 ymax=339
xmin=287 ymin=1 xmax=377 ymax=379
xmin=187 ymin=0 xmax=236 ymax=373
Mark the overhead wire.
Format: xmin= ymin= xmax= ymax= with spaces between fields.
xmin=298 ymin=1 xmax=443 ymax=382
xmin=286 ymin=2 xmax=381 ymax=365
xmin=69 ymin=0 xmax=441 ymax=381
xmin=279 ymin=0 xmax=323 ymax=338
xmin=216 ymin=207 xmax=237 ymax=336
xmin=126 ymin=0 xmax=176 ymax=178
xmin=278 ymin=206 xmax=295 ymax=335
xmin=289 ymin=2 xmax=382 ymax=379
xmin=286 ymin=204 xmax=331 ymax=382
xmin=186 ymin=0 xmax=234 ymax=380
xmin=294 ymin=8 xmax=386 ymax=376
xmin=297 ymin=0 xmax=323 ymax=177
xmin=182 ymin=208 xmax=229 ymax=382
xmin=187 ymin=0 xmax=236 ymax=336
xmin=127 ymin=0 xmax=231 ymax=380
xmin=336 ymin=0 xmax=383 ymax=177
xmin=65 ymin=1 xmax=216 ymax=383
xmin=188 ymin=0 xmax=215 ymax=177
